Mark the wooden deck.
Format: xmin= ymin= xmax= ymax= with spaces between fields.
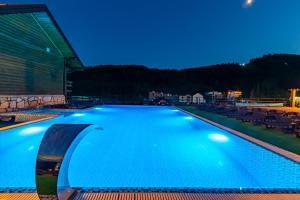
xmin=1 ymin=193 xmax=300 ymax=200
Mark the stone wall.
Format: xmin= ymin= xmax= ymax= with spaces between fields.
xmin=0 ymin=95 xmax=65 ymax=113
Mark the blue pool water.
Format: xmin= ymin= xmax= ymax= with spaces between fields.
xmin=0 ymin=105 xmax=300 ymax=191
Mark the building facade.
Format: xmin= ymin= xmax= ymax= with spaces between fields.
xmin=192 ymin=93 xmax=205 ymax=104
xmin=227 ymin=90 xmax=242 ymax=101
xmin=179 ymin=95 xmax=192 ymax=104
xmin=148 ymin=91 xmax=179 ymax=104
xmin=0 ymin=4 xmax=83 ymax=112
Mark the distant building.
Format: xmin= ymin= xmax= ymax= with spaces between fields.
xmin=148 ymin=91 xmax=178 ymax=104
xmin=205 ymin=91 xmax=223 ymax=103
xmin=179 ymin=95 xmax=192 ymax=104
xmin=192 ymin=93 xmax=205 ymax=104
xmin=149 ymin=91 xmax=164 ymax=101
xmin=227 ymin=90 xmax=242 ymax=101
xmin=205 ymin=91 xmax=223 ymax=98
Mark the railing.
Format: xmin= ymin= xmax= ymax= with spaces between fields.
xmin=240 ymin=98 xmax=289 ymax=103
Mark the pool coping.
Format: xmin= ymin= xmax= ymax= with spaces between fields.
xmin=0 ymin=105 xmax=96 ymax=132
xmin=0 ymin=115 xmax=57 ymax=131
xmin=177 ymin=107 xmax=300 ymax=164
xmin=1 ymin=187 xmax=300 ymax=194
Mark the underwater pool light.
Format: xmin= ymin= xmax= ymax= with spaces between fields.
xmin=209 ymin=133 xmax=229 ymax=143
xmin=28 ymin=145 xmax=35 ymax=151
xmin=20 ymin=127 xmax=45 ymax=136
xmin=184 ymin=116 xmax=194 ymax=120
xmin=72 ymin=113 xmax=85 ymax=117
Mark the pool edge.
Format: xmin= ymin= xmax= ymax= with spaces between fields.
xmin=0 ymin=115 xmax=57 ymax=131
xmin=177 ymin=107 xmax=300 ymax=164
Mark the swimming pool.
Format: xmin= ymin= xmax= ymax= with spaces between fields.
xmin=0 ymin=105 xmax=299 ymax=192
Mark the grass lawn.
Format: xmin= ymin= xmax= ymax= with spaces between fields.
xmin=180 ymin=106 xmax=300 ymax=155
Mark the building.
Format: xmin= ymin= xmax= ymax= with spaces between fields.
xmin=192 ymin=93 xmax=205 ymax=104
xmin=179 ymin=95 xmax=192 ymax=104
xmin=227 ymin=90 xmax=242 ymax=101
xmin=205 ymin=91 xmax=223 ymax=103
xmin=0 ymin=4 xmax=83 ymax=112
xmin=149 ymin=91 xmax=165 ymax=101
xmin=205 ymin=91 xmax=223 ymax=98
xmin=148 ymin=91 xmax=179 ymax=104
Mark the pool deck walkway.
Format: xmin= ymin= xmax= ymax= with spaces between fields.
xmin=1 ymin=193 xmax=300 ymax=200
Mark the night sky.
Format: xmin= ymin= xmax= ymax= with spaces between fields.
xmin=4 ymin=0 xmax=300 ymax=68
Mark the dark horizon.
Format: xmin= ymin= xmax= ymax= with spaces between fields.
xmin=69 ymin=54 xmax=300 ymax=100
xmin=5 ymin=0 xmax=300 ymax=69
xmin=88 ymin=53 xmax=300 ymax=70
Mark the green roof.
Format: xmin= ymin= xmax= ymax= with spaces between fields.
xmin=0 ymin=4 xmax=84 ymax=70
